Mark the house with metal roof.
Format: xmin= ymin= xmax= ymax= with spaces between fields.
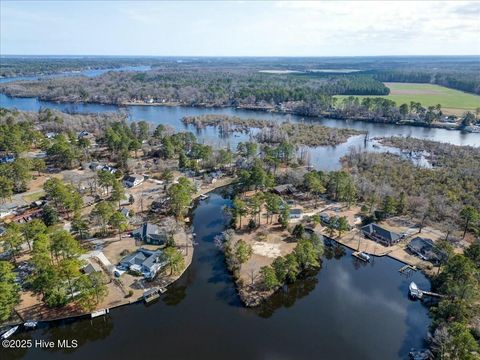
xmin=132 ymin=222 xmax=167 ymax=245
xmin=361 ymin=223 xmax=401 ymax=246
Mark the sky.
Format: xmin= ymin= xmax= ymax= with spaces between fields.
xmin=1 ymin=1 xmax=479 ymax=56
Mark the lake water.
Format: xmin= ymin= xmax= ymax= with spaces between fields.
xmin=3 ymin=190 xmax=431 ymax=360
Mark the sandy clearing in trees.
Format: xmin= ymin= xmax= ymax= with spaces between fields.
xmin=251 ymin=242 xmax=283 ymax=258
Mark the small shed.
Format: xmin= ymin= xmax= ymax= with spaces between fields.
xmin=81 ymin=261 xmax=102 ymax=275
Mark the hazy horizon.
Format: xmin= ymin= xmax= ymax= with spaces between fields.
xmin=2 ymin=1 xmax=479 ymax=57
xmin=2 ymin=54 xmax=480 ymax=58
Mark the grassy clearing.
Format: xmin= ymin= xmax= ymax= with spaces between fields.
xmin=22 ymin=190 xmax=45 ymax=203
xmin=335 ymin=82 xmax=480 ymax=116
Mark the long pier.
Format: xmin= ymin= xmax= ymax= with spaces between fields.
xmin=409 ymin=282 xmax=444 ymax=299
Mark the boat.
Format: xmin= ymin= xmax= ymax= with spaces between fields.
xmin=409 ymin=281 xmax=423 ymax=299
xmin=358 ymin=252 xmax=371 ymax=262
xmin=352 ymin=251 xmax=371 ymax=262
xmin=23 ymin=321 xmax=38 ymax=329
xmin=1 ymin=325 xmax=19 ymax=339
xmin=199 ymin=194 xmax=209 ymax=200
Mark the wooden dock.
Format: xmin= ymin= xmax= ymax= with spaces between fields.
xmin=420 ymin=290 xmax=444 ymax=298
xmin=91 ymin=308 xmax=109 ymax=318
xmin=409 ymin=281 xmax=444 ymax=299
xmin=399 ymin=264 xmax=417 ymax=273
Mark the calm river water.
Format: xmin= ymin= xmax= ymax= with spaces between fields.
xmin=1 ymin=91 xmax=479 ymax=171
xmin=4 ymin=191 xmax=431 ymax=360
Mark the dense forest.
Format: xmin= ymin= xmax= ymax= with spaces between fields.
xmin=1 ymin=57 xmax=479 ymax=132
xmin=0 ymin=107 xmax=126 ymax=136
xmin=0 ymin=69 xmax=389 ymax=105
xmin=2 ymin=55 xmax=478 ymax=94
xmin=3 ymin=69 xmax=474 ymax=127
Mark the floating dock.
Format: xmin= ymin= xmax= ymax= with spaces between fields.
xmin=91 ymin=308 xmax=109 ymax=318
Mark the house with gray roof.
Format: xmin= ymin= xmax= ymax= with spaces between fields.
xmin=132 ymin=222 xmax=167 ymax=245
xmin=81 ymin=261 xmax=102 ymax=275
xmin=123 ymin=174 xmax=144 ymax=188
xmin=272 ymin=184 xmax=296 ymax=195
xmin=118 ymin=248 xmax=167 ymax=279
xmin=361 ymin=223 xmax=401 ymax=246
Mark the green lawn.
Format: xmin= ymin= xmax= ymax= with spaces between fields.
xmin=335 ymin=82 xmax=480 ymax=116
xmin=22 ymin=190 xmax=45 ymax=203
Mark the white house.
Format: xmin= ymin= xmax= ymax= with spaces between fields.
xmin=123 ymin=174 xmax=144 ymax=188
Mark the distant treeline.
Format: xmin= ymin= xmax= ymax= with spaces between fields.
xmin=1 ymin=70 xmax=472 ymax=127
xmin=0 ymin=57 xmax=154 ymax=77
xmin=2 ymin=56 xmax=479 ymax=95
xmin=0 ymin=70 xmax=389 ymax=106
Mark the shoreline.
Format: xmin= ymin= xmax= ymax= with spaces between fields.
xmin=10 ymin=234 xmax=194 ymax=326
xmin=234 ymin=233 xmax=437 ymax=308
xmin=0 ymin=92 xmax=471 ymax=132
xmin=3 ymin=177 xmax=238 ymax=329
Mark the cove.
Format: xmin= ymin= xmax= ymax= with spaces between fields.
xmin=6 ymin=190 xmax=431 ymax=360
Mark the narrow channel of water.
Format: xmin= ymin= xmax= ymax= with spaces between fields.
xmin=5 ymin=190 xmax=431 ymax=360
